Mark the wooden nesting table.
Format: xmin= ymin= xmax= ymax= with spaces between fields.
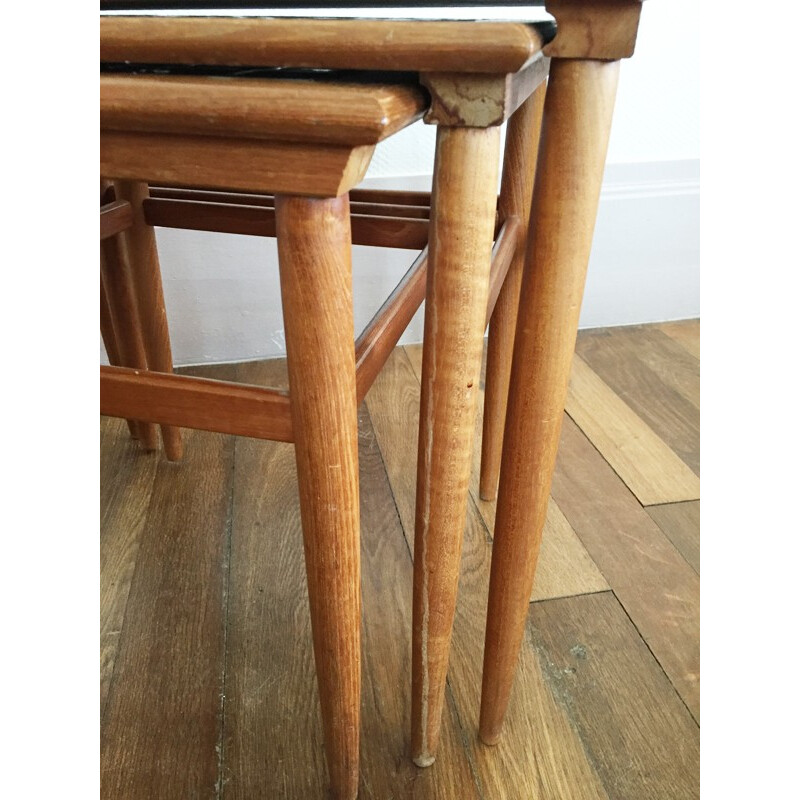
xmin=100 ymin=3 xmax=643 ymax=798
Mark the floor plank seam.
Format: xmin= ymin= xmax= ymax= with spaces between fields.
xmin=643 ymin=496 xmax=702 ymax=509
xmin=216 ymin=435 xmax=237 ymax=800
xmin=563 ymin=407 xmax=700 ymax=577
xmin=646 ymin=508 xmax=700 ymax=577
xmin=563 ymin=408 xmax=645 ymax=503
xmin=362 ymin=401 xmax=415 ymax=566
xmin=471 ymin=495 xmax=495 ymax=545
xmin=528 ymin=586 xmax=612 ymax=606
xmin=445 ymin=678 xmax=487 ymax=800
xmin=610 ymin=588 xmax=699 ymax=727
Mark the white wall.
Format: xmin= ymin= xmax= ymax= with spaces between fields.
xmin=102 ymin=3 xmax=699 ymax=366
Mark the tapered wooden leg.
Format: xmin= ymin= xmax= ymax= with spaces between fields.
xmin=100 ymin=273 xmax=139 ymax=440
xmin=100 ymin=231 xmax=158 ymax=451
xmin=411 ymin=125 xmax=501 ymax=767
xmin=115 ymin=180 xmax=183 ymax=462
xmin=479 ymin=59 xmax=620 ymax=745
xmin=479 ymin=83 xmax=547 ymax=501
xmin=276 ymin=194 xmax=361 ymax=800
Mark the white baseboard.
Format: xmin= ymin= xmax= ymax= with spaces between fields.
xmin=581 ymin=159 xmax=699 ymax=329
xmin=101 ymin=159 xmax=699 ymax=367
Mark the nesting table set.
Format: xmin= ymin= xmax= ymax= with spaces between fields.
xmin=99 ymin=2 xmax=644 ymax=797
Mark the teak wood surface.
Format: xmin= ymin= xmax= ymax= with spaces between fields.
xmin=100 ymin=216 xmax=158 ymax=450
xmin=410 ymin=124 xmax=501 ymax=767
xmin=100 ymin=16 xmax=545 ymax=73
xmin=480 ymin=57 xmax=621 ymax=745
xmin=276 ymin=195 xmax=362 ymax=800
xmin=480 ymin=82 xmax=546 ymax=501
xmin=143 ymin=196 xmax=432 ymax=250
xmin=115 ymin=180 xmax=183 ymax=460
xmin=101 ymin=75 xmax=427 ymax=146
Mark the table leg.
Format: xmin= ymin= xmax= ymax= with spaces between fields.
xmin=479 ymin=83 xmax=546 ymax=501
xmin=100 ymin=227 xmax=158 ymax=450
xmin=115 ymin=180 xmax=183 ymax=461
xmin=276 ymin=194 xmax=361 ymax=800
xmin=411 ymin=125 xmax=501 ymax=766
xmin=479 ymin=58 xmax=620 ymax=745
xmin=100 ymin=272 xmax=138 ymax=440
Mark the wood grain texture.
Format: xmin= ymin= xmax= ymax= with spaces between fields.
xmin=100 ymin=274 xmax=138 ymax=440
xmin=100 ymin=220 xmax=158 ymax=450
xmin=152 ymin=186 xmax=434 ymax=208
xmin=276 ymin=194 xmax=361 ymax=800
xmin=101 ymin=374 xmax=235 ymax=797
xmin=657 ymin=318 xmax=700 ymax=360
xmin=545 ymin=0 xmax=643 ymax=59
xmin=100 ymin=417 xmax=158 ymax=713
xmin=578 ymin=324 xmax=700 ymax=410
xmin=552 ymin=414 xmax=700 ymax=721
xmin=100 ymin=365 xmax=293 ymax=442
xmin=411 ymin=124 xmax=501 ymax=766
xmin=355 ymin=249 xmax=428 ymax=404
xmin=529 ymin=592 xmax=700 ymax=800
xmin=115 ymin=180 xmax=183 ymax=460
xmin=101 ymin=320 xmax=700 ymax=797
xmin=101 ymin=16 xmax=544 ymax=74
xmin=647 ymin=500 xmax=700 ymax=575
xmin=100 ymin=198 xmax=133 ymax=240
xmin=485 ymin=217 xmax=522 ymax=328
xmin=479 ymin=58 xmax=621 ymax=745
xmin=481 ymin=83 xmax=546 ymax=501
xmin=566 ymin=354 xmax=700 ymax=505
xmin=365 ymin=347 xmax=611 ymax=799
xmin=350 ymin=188 xmax=432 ymax=207
xmin=144 ymin=196 xmax=430 ymax=249
xmin=219 ymin=358 xmax=480 ymax=799
xmin=100 ymin=276 xmax=121 ymax=369
xmin=103 ymin=132 xmax=375 ymax=197
xmin=575 ymin=327 xmax=700 ymax=474
xmin=149 ymin=186 xmax=431 ymax=219
xmin=102 ymin=75 xmax=426 ymax=145
xmin=405 ymin=343 xmax=609 ymax=604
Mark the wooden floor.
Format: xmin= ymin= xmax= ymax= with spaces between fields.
xmin=101 ymin=320 xmax=700 ymax=799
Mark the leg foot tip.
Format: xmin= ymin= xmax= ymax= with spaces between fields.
xmin=413 ymin=754 xmax=436 ymax=768
xmin=479 ymin=730 xmax=502 ymax=747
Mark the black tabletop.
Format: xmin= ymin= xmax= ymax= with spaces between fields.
xmin=101 ymin=1 xmax=547 ymax=8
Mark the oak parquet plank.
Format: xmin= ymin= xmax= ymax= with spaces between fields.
xmin=566 ymin=354 xmax=700 ymax=505
xmin=101 ymin=364 xmax=237 ymax=799
xmin=368 ymin=348 xmax=610 ymax=799
xmin=530 ymin=501 xmax=610 ymax=602
xmin=578 ymin=325 xmax=700 ymax=409
xmin=224 ymin=359 xmax=477 ymax=799
xmin=222 ymin=359 xmax=326 ymax=798
xmin=404 ymin=344 xmax=609 ymax=603
xmin=657 ymin=319 xmax=700 ymax=360
xmin=529 ymin=592 xmax=700 ymax=800
xmin=575 ymin=328 xmax=700 ymax=473
xmin=100 ymin=417 xmax=158 ymax=714
xmin=357 ymin=404 xmax=479 ymax=799
xmin=551 ymin=415 xmax=700 ymax=721
xmin=647 ymin=501 xmax=700 ymax=575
